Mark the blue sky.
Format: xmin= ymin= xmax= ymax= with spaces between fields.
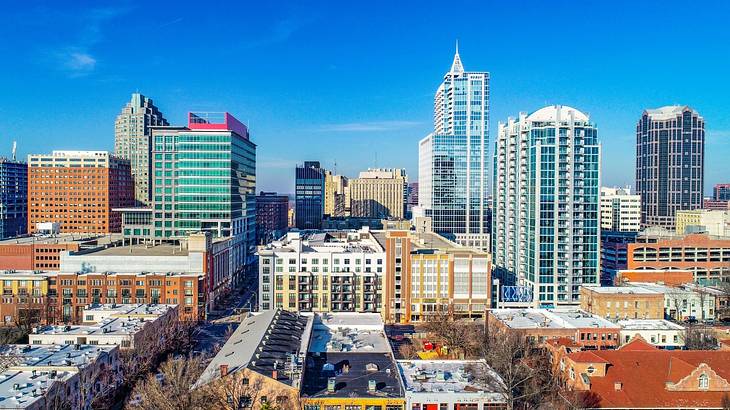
xmin=1 ymin=0 xmax=728 ymax=195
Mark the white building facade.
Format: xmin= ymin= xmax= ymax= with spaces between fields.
xmin=600 ymin=186 xmax=641 ymax=232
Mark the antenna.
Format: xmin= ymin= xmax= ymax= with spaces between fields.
xmin=333 ymin=159 xmax=337 ymax=175
xmin=12 ymin=141 xmax=16 ymax=161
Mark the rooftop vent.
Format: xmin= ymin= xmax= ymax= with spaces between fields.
xmin=327 ymin=377 xmax=336 ymax=392
xmin=368 ymin=379 xmax=377 ymax=392
xmin=365 ymin=363 xmax=379 ymax=372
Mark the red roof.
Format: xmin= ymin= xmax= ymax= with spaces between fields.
xmin=579 ymin=349 xmax=730 ymax=408
xmin=616 ymin=336 xmax=657 ymax=351
xmin=569 ymin=350 xmax=610 ymax=364
xmin=547 ymin=337 xmax=580 ymax=348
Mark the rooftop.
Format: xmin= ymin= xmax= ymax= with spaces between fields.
xmin=32 ymin=309 xmax=171 ymax=339
xmin=490 ymin=309 xmax=619 ymax=330
xmin=194 ymin=310 xmax=312 ymax=388
xmin=260 ymin=229 xmax=385 ymax=255
xmin=80 ymin=242 xmax=191 ymax=257
xmin=617 ymin=319 xmax=685 ymax=331
xmin=302 ymin=352 xmax=403 ymax=399
xmin=527 ymin=105 xmax=590 ymax=123
xmin=644 ymin=105 xmax=701 ymax=120
xmin=398 ymin=360 xmax=505 ymax=401
xmin=0 ymin=234 xmax=122 ymax=246
xmin=308 ymin=313 xmax=391 ymax=353
xmin=82 ymin=303 xmax=177 ymax=319
xmin=0 ymin=270 xmax=54 ymax=280
xmin=584 ymin=286 xmax=660 ymax=295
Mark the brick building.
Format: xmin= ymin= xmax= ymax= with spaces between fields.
xmin=0 ymin=270 xmax=54 ymax=326
xmin=27 ymin=151 xmax=134 ymax=234
xmin=255 ymin=191 xmax=289 ymax=245
xmin=627 ymin=229 xmax=730 ymax=284
xmin=0 ymin=234 xmax=120 ymax=271
xmin=615 ymin=269 xmax=694 ymax=286
xmin=580 ymin=286 xmax=665 ymax=320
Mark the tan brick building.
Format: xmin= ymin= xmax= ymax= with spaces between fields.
xmin=28 ymin=151 xmax=134 ymax=234
xmin=580 ymin=286 xmax=665 ymax=320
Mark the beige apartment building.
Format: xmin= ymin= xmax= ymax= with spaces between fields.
xmin=600 ymin=186 xmax=641 ymax=232
xmin=580 ymin=285 xmax=665 ymax=320
xmin=350 ymin=168 xmax=407 ymax=219
xmin=324 ymin=171 xmax=349 ymax=217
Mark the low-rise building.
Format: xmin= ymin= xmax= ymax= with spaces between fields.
xmin=489 ymin=308 xmax=620 ymax=349
xmin=599 ymin=230 xmax=637 ymax=285
xmin=0 ymin=234 xmax=121 ymax=271
xmin=558 ymin=337 xmax=730 ymax=409
xmin=258 ymin=229 xmax=385 ymax=313
xmin=675 ymin=209 xmax=730 ymax=236
xmin=398 ymin=360 xmax=506 ymax=410
xmin=580 ymin=286 xmax=664 ymax=320
xmin=0 ymin=343 xmax=120 ymax=410
xmin=0 ymin=270 xmax=54 ymax=326
xmin=632 ymin=282 xmax=716 ymax=321
xmin=616 ymin=319 xmax=685 ymax=348
xmin=194 ymin=309 xmax=310 ymax=410
xmin=301 ymin=312 xmax=405 ymax=410
xmin=615 ymin=269 xmax=693 ymax=286
xmin=29 ymin=304 xmax=178 ymax=349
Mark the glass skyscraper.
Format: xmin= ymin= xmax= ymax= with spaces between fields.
xmin=418 ymin=45 xmax=490 ymax=249
xmin=0 ymin=156 xmax=27 ymax=239
xmin=295 ymin=161 xmax=325 ymax=229
xmin=493 ymin=106 xmax=600 ymax=307
xmin=150 ymin=112 xmax=256 ymax=264
xmin=114 ymin=93 xmax=169 ymax=206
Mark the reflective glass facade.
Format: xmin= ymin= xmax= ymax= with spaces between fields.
xmin=494 ymin=106 xmax=600 ymax=307
xmin=0 ymin=158 xmax=27 ymax=239
xmin=418 ymin=49 xmax=490 ymax=249
xmin=295 ymin=161 xmax=325 ymax=229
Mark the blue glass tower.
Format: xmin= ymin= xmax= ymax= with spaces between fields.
xmin=0 ymin=156 xmax=28 ymax=239
xmin=418 ymin=45 xmax=490 ymax=249
xmin=295 ymin=161 xmax=325 ymax=229
xmin=494 ymin=106 xmax=600 ymax=307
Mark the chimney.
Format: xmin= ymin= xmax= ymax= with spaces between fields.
xmin=368 ymin=379 xmax=376 ymax=392
xmin=614 ymin=382 xmax=622 ymax=391
xmin=272 ymin=370 xmax=278 ymax=380
xmin=220 ymin=364 xmax=229 ymax=377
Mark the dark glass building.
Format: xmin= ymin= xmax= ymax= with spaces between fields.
xmin=0 ymin=157 xmax=27 ymax=239
xmin=636 ymin=106 xmax=704 ymax=229
xmin=600 ymin=230 xmax=638 ymax=286
xmin=295 ymin=161 xmax=325 ymax=230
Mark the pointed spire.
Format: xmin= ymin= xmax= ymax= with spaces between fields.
xmin=450 ymin=40 xmax=464 ymax=74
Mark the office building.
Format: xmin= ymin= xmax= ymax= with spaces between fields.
xmin=715 ymin=183 xmax=730 ymax=201
xmin=418 ymin=46 xmax=490 ymax=249
xmin=324 ymin=171 xmax=349 ymax=217
xmin=27 ymin=151 xmax=134 ymax=234
xmin=406 ymin=182 xmax=418 ymax=216
xmin=636 ymin=106 xmax=705 ymax=229
xmin=374 ymin=230 xmax=491 ymax=324
xmin=488 ymin=308 xmax=620 ymax=349
xmin=675 ymin=209 xmax=730 ymax=236
xmin=0 ymin=155 xmax=27 ymax=239
xmin=0 ymin=233 xmax=120 ymax=271
xmin=579 ymin=286 xmax=664 ymax=320
xmin=258 ymin=229 xmax=385 ymax=313
xmin=627 ymin=228 xmax=730 ymax=284
xmin=600 ymin=230 xmax=638 ymax=285
xmin=600 ymin=187 xmax=640 ymax=232
xmin=493 ymin=105 xmax=600 ymax=307
xmin=350 ymin=168 xmax=407 ymax=219
xmin=114 ymin=92 xmax=169 ymax=206
xmin=0 ymin=344 xmax=120 ymax=410
xmin=295 ymin=161 xmax=326 ymax=229
xmin=255 ymin=192 xmax=289 ymax=244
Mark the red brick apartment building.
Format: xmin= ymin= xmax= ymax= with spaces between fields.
xmin=0 ymin=234 xmax=119 ymax=270
xmin=27 ymin=151 xmax=133 ymax=233
xmin=557 ymin=337 xmax=730 ymax=408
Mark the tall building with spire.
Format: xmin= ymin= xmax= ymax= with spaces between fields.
xmin=114 ymin=93 xmax=169 ymax=206
xmin=418 ymin=44 xmax=490 ymax=249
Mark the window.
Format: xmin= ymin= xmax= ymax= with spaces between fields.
xmin=699 ymin=373 xmax=709 ymax=389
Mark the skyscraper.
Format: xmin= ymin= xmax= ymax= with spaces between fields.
xmin=256 ymin=192 xmax=289 ymax=244
xmin=295 ymin=161 xmax=325 ymax=229
xmin=418 ymin=45 xmax=490 ymax=249
xmin=0 ymin=153 xmax=27 ymax=239
xmin=114 ymin=93 xmax=169 ymax=206
xmin=600 ymin=187 xmax=641 ymax=232
xmin=323 ymin=171 xmax=348 ymax=217
xmin=636 ymin=106 xmax=704 ymax=229
xmin=493 ymin=106 xmax=600 ymax=307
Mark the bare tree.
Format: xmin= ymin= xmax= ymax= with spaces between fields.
xmin=397 ymin=341 xmax=420 ymax=360
xmin=126 ymin=354 xmax=211 ymax=410
xmin=683 ymin=323 xmax=718 ymax=350
xmin=208 ymin=375 xmax=264 ymax=410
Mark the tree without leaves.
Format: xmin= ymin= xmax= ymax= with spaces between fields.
xmin=683 ymin=323 xmax=718 ymax=350
xmin=126 ymin=354 xmax=212 ymax=410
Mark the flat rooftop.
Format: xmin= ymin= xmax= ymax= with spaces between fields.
xmin=398 ymin=360 xmax=506 ymax=400
xmin=32 ymin=313 xmax=166 ymax=338
xmin=491 ymin=309 xmax=619 ymax=330
xmin=83 ymin=303 xmax=177 ymax=317
xmin=584 ymin=286 xmax=660 ymax=295
xmin=261 ymin=230 xmax=385 ymax=255
xmin=0 ymin=344 xmax=116 ymax=408
xmin=0 ymin=234 xmax=122 ymax=246
xmin=308 ymin=313 xmax=391 ymax=353
xmin=302 ymin=352 xmax=403 ymax=399
xmin=81 ymin=242 xmax=191 ymax=257
xmin=617 ymin=319 xmax=685 ymax=331
xmin=0 ymin=270 xmax=54 ymax=280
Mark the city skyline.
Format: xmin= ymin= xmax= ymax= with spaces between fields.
xmin=1 ymin=1 xmax=729 ymax=195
